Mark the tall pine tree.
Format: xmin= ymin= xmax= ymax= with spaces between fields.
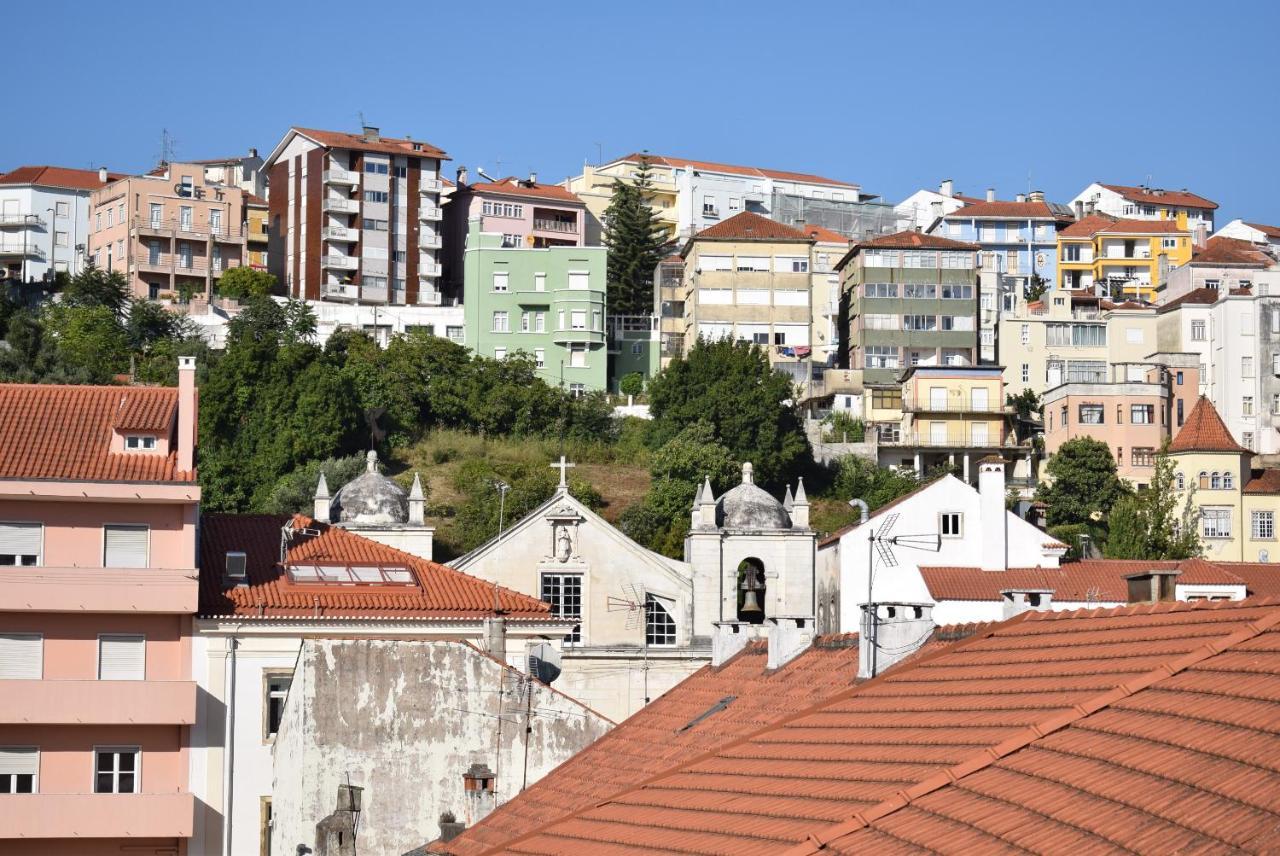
xmin=603 ymin=155 xmax=668 ymax=315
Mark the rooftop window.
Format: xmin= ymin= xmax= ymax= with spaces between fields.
xmin=285 ymin=563 xmax=416 ymax=585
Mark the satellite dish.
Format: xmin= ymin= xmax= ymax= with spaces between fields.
xmin=527 ymin=642 xmax=562 ymax=685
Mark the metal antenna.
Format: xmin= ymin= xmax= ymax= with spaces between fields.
xmin=864 ymin=512 xmax=941 ymax=678
xmin=606 ymin=582 xmax=651 ymax=704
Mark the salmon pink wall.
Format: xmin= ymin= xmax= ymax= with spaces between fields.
xmin=0 ymin=724 xmax=184 ymax=793
xmin=0 ymin=500 xmax=196 ymax=569
xmin=0 ymin=613 xmax=188 ymax=680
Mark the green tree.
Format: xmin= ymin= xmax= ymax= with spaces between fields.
xmin=648 ymin=337 xmax=810 ymax=489
xmin=450 ymin=459 xmax=602 ymax=555
xmin=619 ymin=372 xmax=644 ymax=397
xmin=41 ymin=303 xmax=130 ymax=383
xmin=830 ymin=455 xmax=920 ymax=510
xmin=263 ymin=453 xmax=368 ymax=515
xmin=215 ymin=266 xmax=277 ymax=300
xmin=1006 ymin=388 xmax=1042 ymax=419
xmin=1104 ymin=450 xmax=1201 ymax=559
xmin=1036 ymin=437 xmax=1130 ymax=528
xmin=603 ymin=155 xmax=667 ymax=314
xmin=61 ymin=264 xmax=130 ymax=313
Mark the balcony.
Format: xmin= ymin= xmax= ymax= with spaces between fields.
xmin=0 ymin=566 xmax=197 ymax=613
xmin=323 ymin=197 xmax=359 ymax=214
xmin=533 ymin=218 xmax=577 ymax=233
xmin=418 ymin=233 xmax=442 ymax=250
xmin=420 ymin=177 xmax=443 ymax=193
xmin=323 ymin=281 xmax=358 ymax=300
xmin=0 ymin=792 xmax=194 ymax=839
xmin=0 ymin=213 xmax=44 ymax=228
xmin=136 ymin=255 xmax=172 ymax=273
xmin=417 ymin=289 xmax=443 ymax=306
xmin=879 ymin=431 xmax=1021 ymax=449
xmin=552 ymin=328 xmax=606 ymax=346
xmin=321 ymin=254 xmax=358 ymax=271
xmin=418 ymin=261 xmax=442 ymax=278
xmin=360 ymin=285 xmax=389 ymax=303
xmin=324 ymin=168 xmax=360 ymax=186
xmin=903 ymin=399 xmax=1012 ymax=414
xmin=0 ymin=679 xmax=196 ymax=725
xmin=419 ymin=205 xmax=443 ymax=221
xmin=323 ymin=225 xmax=359 ymax=242
xmin=174 ymin=260 xmax=208 ymax=277
xmin=0 ymin=243 xmax=45 ymax=259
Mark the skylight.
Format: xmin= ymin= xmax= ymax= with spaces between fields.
xmin=285 ymin=564 xmax=416 ymax=585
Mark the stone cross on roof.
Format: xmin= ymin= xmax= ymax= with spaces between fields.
xmin=551 ymin=455 xmax=575 ymax=489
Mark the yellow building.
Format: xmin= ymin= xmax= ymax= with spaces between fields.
xmin=245 ymin=194 xmax=268 ymax=272
xmin=1056 ymin=213 xmax=1192 ymax=302
xmin=564 ymin=157 xmax=681 ymax=244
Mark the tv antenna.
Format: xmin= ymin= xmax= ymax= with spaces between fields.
xmin=607 ymin=582 xmax=652 ymax=705
xmin=863 ymin=512 xmax=941 ymax=678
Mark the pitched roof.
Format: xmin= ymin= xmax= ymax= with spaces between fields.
xmin=1245 ymin=468 xmax=1280 ymax=494
xmin=0 ymin=165 xmax=125 ymax=190
xmin=854 ymin=230 xmax=979 ymax=251
xmin=920 ymin=558 xmax=1243 ymax=603
xmin=198 ymin=513 xmax=552 ymax=619
xmin=290 ymin=127 xmax=448 ymax=159
xmin=1245 ymin=222 xmax=1280 ymax=239
xmin=464 ymin=177 xmax=582 ymax=204
xmin=492 ymin=600 xmax=1280 ymax=855
xmin=942 ymin=199 xmax=1071 ymax=221
xmin=612 ymin=153 xmax=858 ymax=189
xmin=689 ymin=211 xmax=812 ymax=243
xmin=800 ymin=223 xmax=850 ymax=244
xmin=1157 ymin=286 xmax=1222 ymax=312
xmin=0 ymin=383 xmax=191 ymax=483
xmin=817 ymin=477 xmax=942 ymax=548
xmin=1192 ymin=235 xmax=1273 ymax=266
xmin=244 ymin=193 xmax=267 ymax=207
xmin=1057 ymin=212 xmax=1119 ymax=237
xmin=1168 ymin=396 xmax=1250 ymax=454
xmin=432 ymin=635 xmax=866 ymax=855
xmin=1101 ymin=183 xmax=1218 ymax=210
xmin=1222 ymin=564 xmax=1280 ymax=598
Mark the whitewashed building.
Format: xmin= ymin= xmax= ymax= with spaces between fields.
xmin=0 ymin=165 xmax=119 ymax=281
xmin=894 ymin=179 xmax=984 ymax=232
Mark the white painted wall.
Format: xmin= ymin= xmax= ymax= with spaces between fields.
xmin=0 ymin=184 xmax=95 ymax=280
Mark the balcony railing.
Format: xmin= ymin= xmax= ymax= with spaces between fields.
xmin=0 ymin=679 xmax=196 ymax=725
xmin=323 ymin=281 xmax=358 ymax=299
xmin=0 ymin=793 xmax=195 ymax=839
xmin=324 ymin=168 xmax=360 ymax=185
xmin=323 ymin=225 xmax=359 ymax=242
xmin=533 ymin=218 xmax=577 ymax=233
xmin=0 ymin=566 xmax=197 ymax=612
xmin=361 ymin=285 xmax=389 ymax=303
xmin=0 ymin=213 xmax=45 ymax=228
xmin=418 ymin=262 xmax=442 ymax=278
xmin=321 ymin=254 xmax=358 ymax=271
xmin=132 ymin=217 xmax=244 ymax=239
xmin=417 ymin=289 xmax=443 ymax=305
xmin=174 ymin=260 xmax=208 ymax=275
xmin=902 ymin=399 xmax=1012 ymax=414
xmin=322 ymin=197 xmax=359 ymax=214
xmin=420 ymin=178 xmax=443 ymax=193
xmin=418 ymin=233 xmax=442 ymax=249
xmin=0 ymin=243 xmax=45 ymax=258
xmin=419 ymin=205 xmax=443 ymax=221
xmin=879 ymin=431 xmax=1021 ymax=448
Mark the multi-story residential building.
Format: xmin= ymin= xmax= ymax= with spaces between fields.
xmin=999 ymin=290 xmax=1157 ymax=399
xmin=1056 ymin=213 xmax=1193 ymax=301
xmin=678 ymin=212 xmax=817 ymax=382
xmin=655 ymin=254 xmax=685 ymax=368
xmin=188 ymin=148 xmax=266 ymax=197
xmin=894 ymin=179 xmax=984 ymax=232
xmin=263 ymin=125 xmax=448 ymax=307
xmin=88 ymin=163 xmax=247 ymax=301
xmin=0 ymin=359 xmax=200 ymax=854
xmin=244 ymin=193 xmax=269 ymax=271
xmin=1217 ymin=219 xmax=1280 ymax=255
xmin=1070 ymin=182 xmax=1218 ymax=234
xmin=1043 ymin=355 xmax=1200 ymax=486
xmin=835 ymin=230 xmax=980 ymax=386
xmin=564 ymin=153 xmax=895 ymax=243
xmin=462 ymin=219 xmax=607 ymax=393
xmin=0 ymin=166 xmax=120 ymax=282
xmin=804 ymin=224 xmax=851 ymax=366
xmin=1162 ymin=236 xmax=1280 ymax=304
xmin=935 ymin=191 xmax=1073 ymax=293
xmin=607 ymin=315 xmax=660 ymax=391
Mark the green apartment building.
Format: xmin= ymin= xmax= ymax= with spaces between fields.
xmin=835 ymin=231 xmax=982 ymax=386
xmin=462 ymin=219 xmax=607 ymax=393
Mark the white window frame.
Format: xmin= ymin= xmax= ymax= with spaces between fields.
xmin=102 ymin=524 xmax=149 ymax=568
xmin=1252 ymin=510 xmax=1274 ymax=540
xmin=492 ymin=272 xmax=509 ymax=293
xmin=644 ymin=593 xmax=678 ymax=646
xmin=491 ymin=311 xmax=509 ymax=333
xmin=939 ymin=512 xmax=963 ymax=538
xmin=97 ymin=634 xmax=145 ymax=681
xmin=264 ymin=671 xmax=293 ymax=741
xmin=0 ymin=747 xmax=38 ymax=794
xmin=0 ymin=521 xmax=42 ymax=566
xmin=93 ymin=746 xmax=141 ymax=794
xmin=125 ymin=435 xmax=157 ymax=451
xmin=0 ymin=633 xmax=42 ymax=679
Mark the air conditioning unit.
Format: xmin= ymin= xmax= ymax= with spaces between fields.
xmin=225 ymin=551 xmax=247 ymax=585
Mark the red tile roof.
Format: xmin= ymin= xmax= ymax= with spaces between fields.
xmin=1245 ymin=222 xmax=1280 ymax=239
xmin=1057 ymin=213 xmax=1119 ymax=237
xmin=943 ymin=199 xmax=1071 ymax=221
xmin=1223 ymin=564 xmax=1280 ymax=598
xmin=689 ymin=211 xmax=812 ymax=243
xmin=198 ymin=513 xmax=551 ymax=619
xmin=1192 ymin=235 xmax=1273 ymax=266
xmin=1157 ymin=286 xmax=1222 ymax=312
xmin=465 ymin=177 xmax=582 ymax=204
xmin=1168 ymin=396 xmax=1250 ymax=454
xmin=800 ymin=224 xmax=850 ymax=244
xmin=854 ymin=230 xmax=979 ymax=251
xmin=491 ymin=600 xmax=1280 ymax=855
xmin=613 ymin=153 xmax=858 ymax=189
xmin=244 ymin=193 xmax=267 ymax=207
xmin=0 ymin=165 xmax=125 ymax=190
xmin=1101 ymin=183 xmax=1218 ymax=210
xmin=0 ymin=383 xmax=191 ymax=483
xmin=292 ymin=127 xmax=448 ymax=159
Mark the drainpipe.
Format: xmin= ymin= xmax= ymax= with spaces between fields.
xmin=221 ymin=629 xmax=240 ymax=856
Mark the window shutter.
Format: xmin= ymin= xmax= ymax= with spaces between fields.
xmin=104 ymin=525 xmax=148 ymax=568
xmin=0 ymin=523 xmax=41 ymax=560
xmin=0 ymin=634 xmax=41 ymax=679
xmin=98 ymin=635 xmax=145 ymax=680
xmin=0 ymin=748 xmax=37 ymax=776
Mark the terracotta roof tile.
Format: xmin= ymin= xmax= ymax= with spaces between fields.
xmin=689 ymin=211 xmax=812 ymax=242
xmin=918 ymin=560 xmax=1201 ymax=602
xmin=1058 ymin=213 xmax=1119 ymax=237
xmin=292 ymin=126 xmax=448 ymax=160
xmin=1245 ymin=468 xmax=1280 ymax=495
xmin=1245 ymin=222 xmax=1280 ymax=239
xmin=1192 ymin=235 xmax=1273 ymax=266
xmin=465 ymin=177 xmax=582 ymax=204
xmin=943 ymin=199 xmax=1071 ymax=220
xmin=0 ymin=383 xmax=190 ymax=483
xmin=0 ymin=165 xmax=125 ymax=190
xmin=854 ymin=230 xmax=979 ymax=251
xmin=1157 ymin=286 xmax=1221 ymax=312
xmin=1100 ymin=183 xmax=1218 ymax=210
xmin=1168 ymin=396 xmax=1250 ymax=454
xmin=613 ymin=153 xmax=858 ymax=189
xmin=800 ymin=224 xmax=850 ymax=244
xmin=198 ymin=513 xmax=552 ymax=619
xmin=1222 ymin=564 xmax=1280 ymax=598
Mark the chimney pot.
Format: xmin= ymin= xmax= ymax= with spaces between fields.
xmin=1029 ymin=190 xmax=1045 ymax=203
xmin=1015 ymin=193 xmax=1027 ymax=204
xmin=98 ymin=166 xmax=108 ymax=183
xmin=248 ymin=147 xmax=257 ymax=158
xmin=528 ymin=171 xmax=537 ymax=185
xmin=766 ymin=616 xmax=814 ymax=670
xmin=362 ymin=125 xmax=379 ymax=141
xmin=986 ymin=188 xmax=996 ymax=203
xmin=858 ymin=602 xmax=934 ymax=679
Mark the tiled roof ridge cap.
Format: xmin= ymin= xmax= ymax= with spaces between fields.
xmin=780 ymin=600 xmax=1280 ymax=855
xmin=473 ymin=613 xmax=1026 ymax=856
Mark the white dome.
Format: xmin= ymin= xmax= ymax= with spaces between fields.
xmin=716 ymin=463 xmax=791 ymax=530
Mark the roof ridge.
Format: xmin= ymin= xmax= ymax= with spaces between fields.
xmin=780 ymin=601 xmax=1280 ymax=855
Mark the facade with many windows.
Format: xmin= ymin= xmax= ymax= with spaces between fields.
xmin=0 ymin=361 xmax=201 ymax=855
xmin=1069 ymin=182 xmax=1218 ymax=235
xmin=935 ymin=193 xmax=1073 ymax=294
xmin=1056 ymin=213 xmax=1193 ymax=302
xmin=0 ymin=166 xmax=119 ymax=282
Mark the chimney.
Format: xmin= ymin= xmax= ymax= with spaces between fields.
xmin=408 ymin=472 xmax=425 ymax=525
xmin=1015 ymin=193 xmax=1027 ymax=204
xmin=789 ymin=478 xmax=810 ymax=528
xmin=1124 ymin=569 xmax=1180 ymax=604
xmin=1193 ymin=224 xmax=1208 ymax=248
xmin=931 ymin=199 xmax=943 ymax=219
xmin=315 ymin=783 xmax=362 ymax=856
xmin=438 ymin=812 xmax=465 ymax=843
xmin=711 ymin=620 xmax=763 ymax=667
xmin=177 ymin=356 xmax=197 ymax=474
xmin=484 ymin=616 xmax=506 ymax=663
xmin=98 ymin=166 xmax=108 ymax=184
xmin=527 ymin=171 xmax=537 ymax=185
xmin=248 ymin=147 xmax=258 ymax=158
xmin=313 ymin=472 xmax=331 ymax=523
xmin=766 ymin=616 xmax=813 ymax=670
xmin=978 ymin=456 xmax=1008 ymax=571
xmin=986 ymin=188 xmax=996 ymax=203
xmin=456 ymin=165 xmax=468 ymax=186
xmin=859 ymin=602 xmax=934 ymax=679
xmin=361 ymin=125 xmax=380 ymax=141
xmin=462 ymin=762 xmax=497 ymax=826
xmin=1000 ymin=588 xmax=1052 ymax=619
xmin=1085 ymin=200 xmax=1096 ymax=215
xmin=1029 ymin=190 xmax=1045 ymax=203
xmin=939 ymin=179 xmax=954 ymax=198
xmin=1074 ymin=200 xmax=1084 ymax=219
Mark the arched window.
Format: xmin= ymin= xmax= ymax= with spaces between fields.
xmin=1224 ymin=471 xmax=1235 ymax=490
xmin=1175 ymin=472 xmax=1185 ymax=490
xmin=644 ymin=594 xmax=677 ymax=646
xmin=736 ymin=558 xmax=767 ymax=624
xmin=1211 ymin=472 xmax=1222 ymax=490
xmin=1199 ymin=471 xmax=1209 ymax=489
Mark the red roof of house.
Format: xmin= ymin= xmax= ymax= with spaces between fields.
xmin=801 ymin=224 xmax=850 ymax=244
xmin=1101 ymin=183 xmax=1218 ymax=210
xmin=0 ymin=383 xmax=191 ymax=483
xmin=489 ymin=599 xmax=1280 ymax=855
xmin=1058 ymin=213 xmax=1119 ymax=237
xmin=1245 ymin=222 xmax=1280 ymax=239
xmin=921 ymin=558 xmax=1248 ymax=603
xmin=943 ymin=199 xmax=1071 ymax=220
xmin=1223 ymin=564 xmax=1280 ymax=598
xmin=292 ymin=127 xmax=448 ymax=159
xmin=199 ymin=513 xmax=552 ymax=619
xmin=1157 ymin=286 xmax=1222 ymax=312
xmin=613 ymin=153 xmax=858 ymax=189
xmin=0 ymin=165 xmax=125 ymax=190
xmin=1168 ymin=396 xmax=1250 ymax=454
xmin=465 ymin=177 xmax=582 ymax=204
xmin=689 ymin=210 xmax=812 ymax=243
xmin=244 ymin=192 xmax=267 ymax=207
xmin=854 ymin=230 xmax=979 ymax=251
xmin=1192 ymin=235 xmax=1273 ymax=266
xmin=1247 ymin=469 xmax=1280 ymax=494
xmin=817 ymin=478 xmax=942 ymax=548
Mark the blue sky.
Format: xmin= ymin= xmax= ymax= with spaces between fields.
xmin=7 ymin=0 xmax=1278 ymax=226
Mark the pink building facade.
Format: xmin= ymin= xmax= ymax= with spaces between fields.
xmin=0 ymin=359 xmax=200 ymax=854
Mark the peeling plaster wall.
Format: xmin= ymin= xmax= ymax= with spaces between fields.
xmin=271 ymin=639 xmax=612 ymax=856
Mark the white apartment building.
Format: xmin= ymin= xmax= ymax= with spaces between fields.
xmin=894 ymin=179 xmax=984 ymax=232
xmin=263 ymin=126 xmax=448 ymax=307
xmin=1069 ymin=182 xmax=1218 ymax=234
xmin=190 ymin=148 xmax=267 ymax=197
xmin=0 ymin=165 xmax=119 ymax=281
xmin=1217 ymin=219 xmax=1280 ymax=255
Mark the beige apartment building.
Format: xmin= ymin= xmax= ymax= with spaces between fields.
xmin=88 ymin=164 xmax=247 ymax=300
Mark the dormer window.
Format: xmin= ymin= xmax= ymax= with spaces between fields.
xmin=125 ymin=436 xmax=157 ymax=451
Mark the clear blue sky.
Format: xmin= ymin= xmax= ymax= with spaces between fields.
xmin=7 ymin=0 xmax=1278 ymax=226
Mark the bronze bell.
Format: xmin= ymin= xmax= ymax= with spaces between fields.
xmin=740 ymin=588 xmax=763 ymax=615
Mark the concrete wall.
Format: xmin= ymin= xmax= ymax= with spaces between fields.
xmin=271 ymin=639 xmax=611 ymax=856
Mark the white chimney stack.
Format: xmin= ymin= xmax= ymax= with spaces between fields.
xmin=978 ymin=456 xmax=1008 ymax=571
xmin=766 ymin=616 xmax=813 ymax=670
xmin=177 ymin=356 xmax=197 ymax=474
xmin=986 ymin=188 xmax=996 ymax=203
xmin=858 ymin=603 xmax=934 ymax=679
xmin=939 ymin=179 xmax=953 ymax=198
xmin=98 ymin=166 xmax=108 ymax=184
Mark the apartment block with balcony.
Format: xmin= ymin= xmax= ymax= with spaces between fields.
xmin=88 ymin=163 xmax=247 ymax=301
xmin=1161 ymin=235 xmax=1280 ymax=304
xmin=245 ymin=193 xmax=269 ymax=271
xmin=934 ymin=191 xmax=1073 ymax=292
xmin=0 ymin=358 xmax=200 ymax=855
xmin=1070 ymin=182 xmax=1218 ymax=235
xmin=1057 ymin=213 xmax=1192 ymax=302
xmin=264 ymin=126 xmax=448 ymax=308
xmin=462 ymin=219 xmax=607 ymax=393
xmin=0 ymin=166 xmax=120 ymax=282
xmin=656 ymin=254 xmax=686 ymax=369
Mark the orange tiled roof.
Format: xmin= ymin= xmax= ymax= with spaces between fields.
xmin=854 ymin=230 xmax=979 ymax=251
xmin=613 ymin=153 xmax=858 ymax=189
xmin=0 ymin=165 xmax=125 ymax=190
xmin=1157 ymin=286 xmax=1222 ymax=312
xmin=292 ymin=127 xmax=448 ymax=159
xmin=1101 ymin=183 xmax=1218 ymax=210
xmin=1168 ymin=396 xmax=1250 ymax=454
xmin=1193 ymin=235 xmax=1273 ymax=266
xmin=1247 ymin=469 xmax=1280 ymax=494
xmin=466 ymin=177 xmax=582 ymax=204
xmin=1057 ymin=212 xmax=1118 ymax=237
xmin=690 ymin=210 xmax=812 ymax=242
xmin=198 ymin=513 xmax=552 ymax=619
xmin=491 ymin=599 xmax=1280 ymax=855
xmin=0 ymin=383 xmax=190 ymax=483
xmin=1245 ymin=221 xmax=1280 ymax=239
xmin=1224 ymin=564 xmax=1280 ymax=598
xmin=943 ymin=199 xmax=1071 ymax=220
xmin=800 ymin=224 xmax=850 ymax=244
